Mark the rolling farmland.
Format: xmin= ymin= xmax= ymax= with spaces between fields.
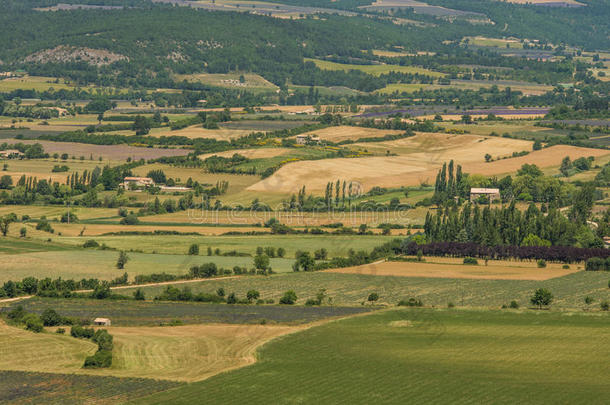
xmin=132 ymin=309 xmax=610 ymax=404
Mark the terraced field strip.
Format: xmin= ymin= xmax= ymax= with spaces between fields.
xmin=328 ymin=259 xmax=580 ymax=280
xmin=306 ymin=58 xmax=445 ymax=77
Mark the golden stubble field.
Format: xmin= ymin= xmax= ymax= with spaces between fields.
xmin=0 ymin=321 xmax=299 ymax=382
xmin=297 ymin=125 xmax=405 ymax=142
xmin=248 ymin=133 xmax=609 ymax=193
xmin=328 ymin=258 xmax=581 ymax=281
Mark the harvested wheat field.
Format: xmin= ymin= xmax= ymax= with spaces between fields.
xmin=249 ymin=134 xmax=609 ymax=193
xmin=80 ymin=324 xmax=299 ymax=381
xmin=0 ymin=321 xmax=96 ymax=374
xmin=199 ymin=148 xmax=293 ymax=160
xmin=329 ymin=259 xmax=580 ymax=280
xmin=3 ymin=139 xmax=189 ymax=161
xmin=298 ymin=125 xmax=405 ymax=142
xmin=152 ymin=124 xmax=253 ymax=140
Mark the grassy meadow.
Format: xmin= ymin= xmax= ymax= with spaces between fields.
xmin=120 ymin=269 xmax=610 ymax=310
xmin=132 ymin=309 xmax=610 ymax=404
xmin=305 ymin=58 xmax=445 ymax=77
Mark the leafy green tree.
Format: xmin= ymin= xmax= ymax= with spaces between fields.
xmin=367 ymin=292 xmax=379 ymax=304
xmin=188 ymin=244 xmax=199 ymax=255
xmin=133 ymin=288 xmax=145 ymax=301
xmin=41 ymin=308 xmax=62 ymax=326
xmin=116 ymin=251 xmax=129 ymax=269
xmin=530 ymin=288 xmax=553 ymax=309
xmin=246 ymin=290 xmax=260 ymax=302
xmin=0 ymin=213 xmax=17 ymax=236
xmin=254 ymin=254 xmax=270 ymax=272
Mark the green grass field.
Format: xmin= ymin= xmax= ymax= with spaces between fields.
xmin=121 ymin=270 xmax=610 ymax=310
xmin=305 ymin=58 xmax=445 ymax=78
xmin=131 ymin=308 xmax=610 ymax=404
xmin=0 ymin=249 xmax=296 ymax=282
xmin=53 ymin=234 xmax=395 ymax=258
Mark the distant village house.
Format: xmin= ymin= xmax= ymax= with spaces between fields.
xmin=295 ymin=134 xmax=321 ymax=145
xmin=470 ymin=187 xmax=500 ymax=202
xmin=93 ymin=318 xmax=111 ymax=326
xmin=121 ymin=176 xmax=154 ymax=189
xmin=0 ymin=149 xmax=24 ymax=159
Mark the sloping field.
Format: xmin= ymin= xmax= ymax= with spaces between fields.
xmin=151 ymin=124 xmax=253 ymax=140
xmin=198 ymin=147 xmax=293 ymax=160
xmin=0 ymin=321 xmax=96 ymax=374
xmin=249 ymin=134 xmax=609 ymax=193
xmin=2 ymin=139 xmax=189 ymax=160
xmin=297 ymin=125 xmax=404 ymax=142
xmin=306 ymin=58 xmax=445 ymax=77
xmin=83 ymin=324 xmax=298 ymax=381
xmin=133 ymin=309 xmax=610 ymax=405
xmin=328 ymin=259 xmax=579 ymax=280
xmin=173 ymin=72 xmax=278 ymax=92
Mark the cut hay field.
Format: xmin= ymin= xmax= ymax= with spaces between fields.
xmin=131 ymin=162 xmax=260 ymax=190
xmin=82 ymin=324 xmax=299 ymax=381
xmin=305 ymin=58 xmax=445 ymax=78
xmin=0 ymin=320 xmax=96 ymax=373
xmin=173 ymin=72 xmax=278 ymax=93
xmin=0 ymin=319 xmax=297 ymax=382
xmin=329 ymin=258 xmax=579 ymax=280
xmin=0 ymin=158 xmax=111 ymax=184
xmin=249 ymin=134 xmax=609 ymax=193
xmin=2 ymin=138 xmax=190 ymax=160
xmin=132 ymin=309 xmax=610 ymax=405
xmin=150 ymin=124 xmax=253 ymax=140
xmin=0 ymin=76 xmax=81 ymax=92
xmin=297 ymin=125 xmax=405 ymax=142
xmin=122 ymin=270 xmax=610 ymax=310
xmin=198 ymin=147 xmax=293 ymax=160
xmin=0 ymin=205 xmax=117 ymax=221
xmin=464 ymin=36 xmax=523 ymax=49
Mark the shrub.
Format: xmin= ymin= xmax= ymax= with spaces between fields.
xmin=41 ymin=308 xmax=62 ymax=326
xmin=537 ymin=259 xmax=547 ymax=268
xmin=509 ymin=300 xmax=520 ymax=309
xmin=562 ymin=264 xmax=570 ymax=269
xmin=367 ymin=292 xmax=379 ymax=304
xmin=279 ymin=290 xmax=297 ymax=305
xmin=56 ymin=328 xmax=66 ymax=334
xmin=188 ymin=244 xmax=199 ymax=255
xmin=226 ymin=293 xmax=237 ymax=304
xmin=397 ymin=298 xmax=423 ymax=307
xmin=120 ymin=214 xmax=139 ymax=225
xmin=601 ymin=301 xmax=609 ymax=311
xmin=463 ymin=257 xmax=478 ymax=265
xmin=585 ymin=257 xmax=610 ymax=271
xmin=447 ymin=302 xmax=455 ymax=308
xmin=84 ymin=350 xmax=112 ymax=368
xmin=23 ymin=314 xmax=43 ymax=333
xmin=83 ymin=239 xmax=100 ymax=248
xmin=71 ymin=325 xmax=95 ymax=339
